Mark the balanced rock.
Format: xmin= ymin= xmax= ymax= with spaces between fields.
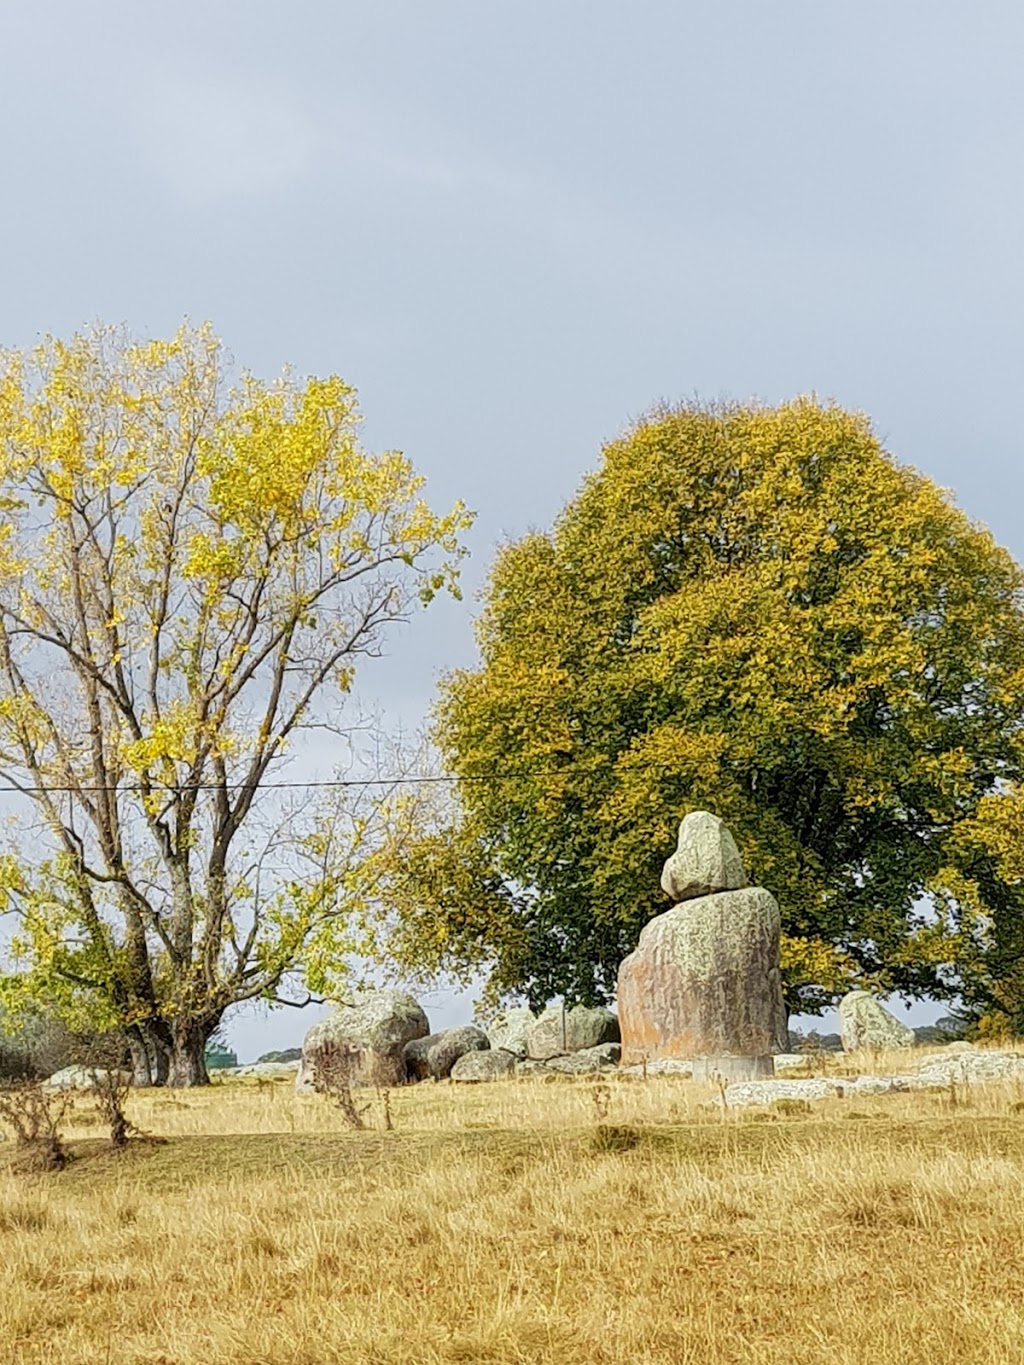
xmin=838 ymin=991 xmax=914 ymax=1052
xmin=403 ymin=1026 xmax=490 ymax=1082
xmin=526 ymin=1005 xmax=620 ymax=1061
xmin=450 ymin=1048 xmax=517 ymax=1083
xmin=486 ymin=1006 xmax=536 ymax=1059
xmin=661 ymin=810 xmax=746 ymax=903
xmin=297 ymin=989 xmax=429 ymax=1092
xmin=618 ymin=886 xmax=788 ymax=1068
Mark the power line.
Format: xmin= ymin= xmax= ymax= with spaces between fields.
xmin=0 ymin=770 xmax=585 ymax=796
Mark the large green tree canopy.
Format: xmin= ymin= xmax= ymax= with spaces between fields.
xmin=376 ymin=400 xmax=1024 ymax=1017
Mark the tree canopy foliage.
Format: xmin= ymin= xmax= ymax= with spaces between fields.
xmin=375 ymin=400 xmax=1024 ymax=1018
xmin=0 ymin=323 xmax=470 ymax=1084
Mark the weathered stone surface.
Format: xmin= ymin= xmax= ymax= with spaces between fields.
xmin=917 ymin=1050 xmax=1024 ymax=1085
xmin=618 ymin=887 xmax=788 ymax=1066
xmin=526 ymin=1005 xmax=620 ymax=1060
xmin=660 ymin=810 xmax=746 ymax=903
xmin=692 ymin=1055 xmax=774 ymax=1082
xmin=944 ymin=1040 xmax=975 ymax=1054
xmin=619 ymin=1058 xmax=694 ymax=1077
xmin=450 ymin=1048 xmax=517 ymax=1083
xmin=299 ymin=990 xmax=429 ymax=1091
xmin=517 ymin=1044 xmax=621 ymax=1077
xmin=486 ymin=1006 xmax=536 ymax=1059
xmin=773 ymin=1053 xmax=812 ymax=1071
xmin=43 ymin=1065 xmax=132 ymax=1091
xmin=838 ymin=991 xmax=915 ymax=1052
xmin=724 ymin=1077 xmax=843 ymax=1107
xmin=404 ymin=1026 xmax=490 ymax=1082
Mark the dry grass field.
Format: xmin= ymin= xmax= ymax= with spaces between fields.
xmin=3 ymin=1051 xmax=1024 ymax=1364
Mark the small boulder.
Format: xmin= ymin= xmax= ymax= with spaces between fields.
xmin=486 ymin=1006 xmax=536 ymax=1059
xmin=838 ymin=991 xmax=915 ymax=1052
xmin=541 ymin=1043 xmax=621 ymax=1075
xmin=450 ymin=1049 xmax=517 ymax=1083
xmin=404 ymin=1026 xmax=490 ymax=1081
xmin=526 ymin=1005 xmax=620 ymax=1060
xmin=299 ymin=989 xmax=429 ymax=1091
xmin=660 ymin=810 xmax=746 ymax=903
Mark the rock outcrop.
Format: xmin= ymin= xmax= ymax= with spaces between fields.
xmin=520 ymin=1043 xmax=621 ymax=1075
xmin=486 ymin=1006 xmax=535 ymax=1059
xmin=297 ymin=990 xmax=429 ymax=1092
xmin=403 ymin=1026 xmax=490 ymax=1081
xmin=525 ymin=1005 xmax=620 ymax=1061
xmin=450 ymin=1049 xmax=517 ymax=1083
xmin=838 ymin=991 xmax=914 ymax=1052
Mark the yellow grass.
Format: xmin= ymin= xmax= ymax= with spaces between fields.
xmin=3 ymin=1053 xmax=1024 ymax=1364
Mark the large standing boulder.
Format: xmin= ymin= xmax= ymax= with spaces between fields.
xmin=297 ymin=990 xmax=429 ymax=1091
xmin=526 ymin=1005 xmax=621 ymax=1060
xmin=838 ymin=991 xmax=915 ymax=1052
xmin=661 ymin=810 xmax=746 ymax=903
xmin=617 ymin=886 xmax=788 ymax=1068
xmin=486 ymin=1006 xmax=536 ymax=1059
xmin=403 ymin=1026 xmax=490 ymax=1082
xmin=450 ymin=1049 xmax=517 ymax=1083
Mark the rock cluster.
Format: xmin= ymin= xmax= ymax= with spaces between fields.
xmin=403 ymin=1026 xmax=489 ymax=1081
xmin=618 ymin=811 xmax=788 ymax=1079
xmin=293 ymin=991 xmax=622 ymax=1090
xmin=454 ymin=1006 xmax=621 ymax=1082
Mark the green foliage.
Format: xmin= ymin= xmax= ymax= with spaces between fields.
xmin=256 ymin=1047 xmax=302 ymax=1064
xmin=374 ymin=399 xmax=1024 ymax=1013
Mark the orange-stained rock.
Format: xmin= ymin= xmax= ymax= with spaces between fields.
xmin=617 ymin=887 xmax=788 ymax=1065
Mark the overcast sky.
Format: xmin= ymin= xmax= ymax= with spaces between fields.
xmin=2 ymin=2 xmax=1021 ymax=1058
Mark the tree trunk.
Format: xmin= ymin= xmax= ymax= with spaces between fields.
xmin=127 ymin=1023 xmax=171 ymax=1088
xmin=167 ymin=1024 xmax=213 ymax=1088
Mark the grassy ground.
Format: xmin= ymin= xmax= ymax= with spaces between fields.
xmin=3 ymin=1055 xmax=1024 ymax=1364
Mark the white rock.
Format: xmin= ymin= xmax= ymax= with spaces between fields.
xmin=219 ymin=1062 xmax=299 ymax=1079
xmin=619 ymin=1058 xmax=695 ymax=1077
xmin=724 ymin=1078 xmax=843 ymax=1107
xmin=918 ymin=1050 xmax=1024 ymax=1085
xmin=773 ymin=1053 xmax=811 ymax=1071
xmin=43 ymin=1064 xmax=132 ymax=1091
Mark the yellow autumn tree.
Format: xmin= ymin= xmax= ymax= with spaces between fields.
xmin=370 ymin=399 xmax=1024 ymax=1018
xmin=0 ymin=323 xmax=471 ymax=1085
